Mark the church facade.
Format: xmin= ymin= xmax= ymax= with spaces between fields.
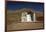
xmin=21 ymin=11 xmax=36 ymax=22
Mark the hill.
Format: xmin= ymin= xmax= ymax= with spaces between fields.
xmin=7 ymin=8 xmax=43 ymax=24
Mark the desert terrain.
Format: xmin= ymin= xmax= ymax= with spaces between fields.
xmin=7 ymin=8 xmax=44 ymax=32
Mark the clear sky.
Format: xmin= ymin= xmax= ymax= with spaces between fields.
xmin=7 ymin=1 xmax=44 ymax=12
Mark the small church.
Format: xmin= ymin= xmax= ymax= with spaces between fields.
xmin=21 ymin=11 xmax=36 ymax=22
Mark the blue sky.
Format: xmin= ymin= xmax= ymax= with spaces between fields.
xmin=7 ymin=1 xmax=44 ymax=12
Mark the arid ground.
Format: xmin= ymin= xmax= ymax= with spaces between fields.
xmin=7 ymin=8 xmax=44 ymax=32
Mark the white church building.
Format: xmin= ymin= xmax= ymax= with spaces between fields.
xmin=21 ymin=11 xmax=36 ymax=22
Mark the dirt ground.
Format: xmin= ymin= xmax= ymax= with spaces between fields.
xmin=7 ymin=22 xmax=44 ymax=30
xmin=7 ymin=22 xmax=44 ymax=32
xmin=7 ymin=9 xmax=44 ymax=32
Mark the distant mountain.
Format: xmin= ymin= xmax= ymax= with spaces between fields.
xmin=7 ymin=8 xmax=44 ymax=25
xmin=8 ymin=8 xmax=43 ymax=13
xmin=7 ymin=8 xmax=43 ymax=17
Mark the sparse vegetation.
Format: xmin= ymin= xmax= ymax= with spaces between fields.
xmin=7 ymin=8 xmax=44 ymax=31
xmin=7 ymin=8 xmax=43 ymax=25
